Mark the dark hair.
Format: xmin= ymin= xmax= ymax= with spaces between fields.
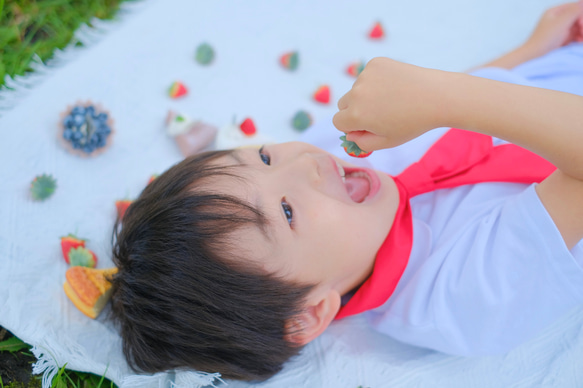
xmin=109 ymin=150 xmax=315 ymax=381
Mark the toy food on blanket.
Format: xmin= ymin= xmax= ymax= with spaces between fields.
xmin=30 ymin=174 xmax=57 ymax=201
xmin=165 ymin=111 xmax=218 ymax=156
xmin=368 ymin=21 xmax=384 ymax=39
xmin=347 ymin=61 xmax=365 ymax=77
xmin=115 ymin=199 xmax=133 ymax=220
xmin=63 ymin=266 xmax=118 ymax=319
xmin=239 ymin=118 xmax=256 ymax=136
xmin=61 ymin=234 xmax=87 ymax=264
xmin=280 ymin=51 xmax=299 ymax=71
xmin=340 ymin=135 xmax=372 ymax=158
xmin=59 ymin=102 xmax=114 ymax=157
xmin=215 ymin=117 xmax=274 ymax=150
xmin=195 ymin=43 xmax=215 ymax=65
xmin=291 ymin=110 xmax=312 ymax=131
xmin=67 ymin=246 xmax=98 ymax=268
xmin=168 ymin=81 xmax=188 ymax=99
xmin=313 ymin=85 xmax=330 ymax=104
xmin=148 ymin=174 xmax=158 ymax=184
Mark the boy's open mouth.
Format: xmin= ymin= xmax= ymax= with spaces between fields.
xmin=335 ymin=161 xmax=378 ymax=203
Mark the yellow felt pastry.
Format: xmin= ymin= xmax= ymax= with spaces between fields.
xmin=64 ymin=266 xmax=118 ymax=319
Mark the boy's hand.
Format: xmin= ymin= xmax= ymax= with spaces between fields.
xmin=333 ymin=58 xmax=452 ymax=152
xmin=523 ymin=1 xmax=583 ymax=58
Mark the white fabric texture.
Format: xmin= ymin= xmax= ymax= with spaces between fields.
xmin=1 ymin=0 xmax=582 ymax=387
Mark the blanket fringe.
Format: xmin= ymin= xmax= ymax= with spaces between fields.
xmin=30 ymin=345 xmax=60 ymax=388
xmin=120 ymin=370 xmax=225 ymax=388
xmin=0 ymin=1 xmax=147 ymax=116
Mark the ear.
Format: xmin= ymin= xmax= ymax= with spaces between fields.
xmin=284 ymin=289 xmax=341 ymax=346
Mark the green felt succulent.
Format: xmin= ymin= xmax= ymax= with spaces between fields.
xmin=30 ymin=174 xmax=57 ymax=201
xmin=195 ymin=43 xmax=215 ymax=65
xmin=292 ymin=110 xmax=312 ymax=131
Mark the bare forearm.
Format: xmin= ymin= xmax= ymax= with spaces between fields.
xmin=442 ymin=72 xmax=583 ymax=180
xmin=469 ymin=44 xmax=544 ymax=71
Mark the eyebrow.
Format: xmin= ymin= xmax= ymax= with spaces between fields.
xmin=225 ymin=150 xmax=276 ymax=243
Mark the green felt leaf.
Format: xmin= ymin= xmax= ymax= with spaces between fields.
xmin=68 ymin=246 xmax=95 ymax=267
xmin=339 ymin=135 xmax=366 ymax=156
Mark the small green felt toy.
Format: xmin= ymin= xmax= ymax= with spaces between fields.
xmin=68 ymin=246 xmax=98 ymax=268
xmin=30 ymin=174 xmax=57 ymax=201
xmin=340 ymin=135 xmax=372 ymax=158
xmin=291 ymin=110 xmax=312 ymax=131
xmin=195 ymin=43 xmax=215 ymax=65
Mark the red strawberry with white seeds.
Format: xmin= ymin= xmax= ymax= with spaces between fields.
xmin=239 ymin=118 xmax=257 ymax=136
xmin=340 ymin=135 xmax=372 ymax=158
xmin=60 ymin=234 xmax=86 ymax=264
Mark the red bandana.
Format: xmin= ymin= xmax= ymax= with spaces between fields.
xmin=336 ymin=129 xmax=556 ymax=320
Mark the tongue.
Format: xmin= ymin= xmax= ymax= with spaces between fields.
xmin=345 ymin=175 xmax=370 ymax=203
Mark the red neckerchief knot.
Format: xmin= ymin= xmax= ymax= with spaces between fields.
xmin=336 ymin=129 xmax=556 ymax=320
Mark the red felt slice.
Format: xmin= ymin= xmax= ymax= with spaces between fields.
xmin=240 ymin=118 xmax=257 ymax=136
xmin=313 ymin=85 xmax=330 ymax=104
xmin=369 ymin=22 xmax=384 ymax=39
xmin=116 ymin=200 xmax=133 ymax=220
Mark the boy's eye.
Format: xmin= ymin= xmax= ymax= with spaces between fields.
xmin=259 ymin=146 xmax=270 ymax=165
xmin=281 ymin=199 xmax=293 ymax=227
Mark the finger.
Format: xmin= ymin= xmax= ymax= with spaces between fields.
xmin=332 ymin=108 xmax=359 ymax=134
xmin=346 ymin=130 xmax=392 ymax=152
xmin=337 ymin=91 xmax=351 ymax=111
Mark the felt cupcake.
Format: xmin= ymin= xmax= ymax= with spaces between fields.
xmin=59 ymin=101 xmax=115 ymax=157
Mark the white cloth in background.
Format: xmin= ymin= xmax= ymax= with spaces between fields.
xmin=1 ymin=0 xmax=582 ymax=386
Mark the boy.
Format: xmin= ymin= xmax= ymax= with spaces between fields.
xmin=109 ymin=2 xmax=583 ymax=382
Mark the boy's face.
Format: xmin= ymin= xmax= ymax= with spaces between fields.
xmin=215 ymin=141 xmax=399 ymax=299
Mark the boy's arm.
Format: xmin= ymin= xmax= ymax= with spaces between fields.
xmin=333 ymin=59 xmax=583 ymax=249
xmin=470 ymin=1 xmax=583 ymax=71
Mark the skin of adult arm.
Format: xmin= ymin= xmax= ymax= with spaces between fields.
xmin=472 ymin=2 xmax=583 ymax=71
xmin=334 ymin=59 xmax=583 ymax=249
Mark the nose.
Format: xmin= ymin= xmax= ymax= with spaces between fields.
xmin=275 ymin=151 xmax=321 ymax=186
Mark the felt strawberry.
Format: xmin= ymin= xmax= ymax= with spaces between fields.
xmin=368 ymin=21 xmax=384 ymax=39
xmin=67 ymin=246 xmax=98 ymax=268
xmin=340 ymin=135 xmax=372 ymax=158
xmin=61 ymin=234 xmax=86 ymax=264
xmin=313 ymin=85 xmax=330 ymax=104
xmin=148 ymin=174 xmax=158 ymax=185
xmin=116 ymin=199 xmax=133 ymax=220
xmin=280 ymin=51 xmax=299 ymax=71
xmin=239 ymin=118 xmax=257 ymax=136
xmin=168 ymin=81 xmax=188 ymax=98
xmin=346 ymin=61 xmax=365 ymax=77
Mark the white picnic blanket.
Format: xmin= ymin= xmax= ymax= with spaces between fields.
xmin=1 ymin=0 xmax=582 ymax=387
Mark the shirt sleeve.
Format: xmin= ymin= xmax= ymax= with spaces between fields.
xmin=366 ymin=184 xmax=583 ymax=356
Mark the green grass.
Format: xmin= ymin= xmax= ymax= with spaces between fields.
xmin=0 ymin=329 xmax=118 ymax=388
xmin=0 ymin=0 xmax=133 ymax=89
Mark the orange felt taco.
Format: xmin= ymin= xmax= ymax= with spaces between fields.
xmin=63 ymin=266 xmax=118 ymax=319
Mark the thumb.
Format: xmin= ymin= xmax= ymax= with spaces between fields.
xmin=346 ymin=130 xmax=392 ymax=152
